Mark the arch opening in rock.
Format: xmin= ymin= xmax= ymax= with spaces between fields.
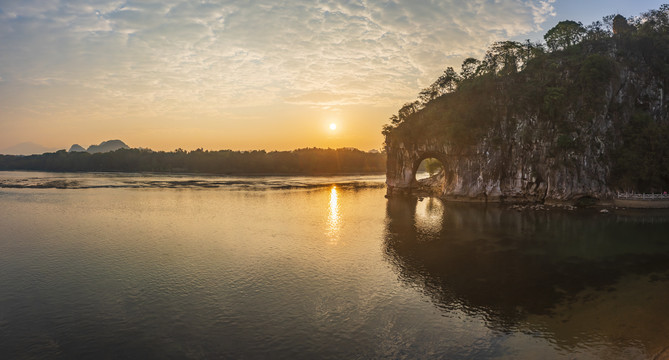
xmin=415 ymin=157 xmax=444 ymax=181
xmin=411 ymin=155 xmax=448 ymax=196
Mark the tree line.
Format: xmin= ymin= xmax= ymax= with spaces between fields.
xmin=0 ymin=147 xmax=386 ymax=175
xmin=384 ymin=7 xmax=669 ymax=133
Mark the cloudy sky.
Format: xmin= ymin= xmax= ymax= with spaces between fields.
xmin=0 ymin=0 xmax=665 ymax=152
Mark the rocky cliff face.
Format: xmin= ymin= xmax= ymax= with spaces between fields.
xmin=385 ymin=46 xmax=668 ymax=204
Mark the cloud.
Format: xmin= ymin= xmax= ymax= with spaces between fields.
xmin=529 ymin=0 xmax=557 ymax=26
xmin=285 ymin=90 xmax=365 ymax=106
xmin=0 ymin=0 xmax=556 ymax=117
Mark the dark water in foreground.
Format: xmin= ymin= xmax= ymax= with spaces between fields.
xmin=2 ymin=171 xmax=669 ymax=359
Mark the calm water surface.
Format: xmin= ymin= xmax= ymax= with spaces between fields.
xmin=2 ymin=171 xmax=669 ymax=359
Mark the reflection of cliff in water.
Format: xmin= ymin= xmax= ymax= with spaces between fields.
xmin=383 ymin=197 xmax=669 ymax=334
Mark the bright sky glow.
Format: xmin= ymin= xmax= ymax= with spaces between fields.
xmin=0 ymin=0 xmax=665 ymax=152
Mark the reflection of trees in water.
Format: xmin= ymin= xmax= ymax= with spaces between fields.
xmin=383 ymin=197 xmax=669 ymax=335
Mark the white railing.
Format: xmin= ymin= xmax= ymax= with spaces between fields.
xmin=617 ymin=192 xmax=669 ymax=200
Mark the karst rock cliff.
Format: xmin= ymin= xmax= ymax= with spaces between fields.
xmin=385 ymin=16 xmax=669 ymax=204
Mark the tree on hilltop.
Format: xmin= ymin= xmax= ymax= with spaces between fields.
xmin=418 ymin=67 xmax=461 ymax=104
xmin=544 ymin=20 xmax=587 ymax=51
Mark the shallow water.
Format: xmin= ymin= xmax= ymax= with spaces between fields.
xmin=1 ymin=171 xmax=669 ymax=359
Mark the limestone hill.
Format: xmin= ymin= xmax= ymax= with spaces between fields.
xmin=384 ymin=7 xmax=669 ymax=204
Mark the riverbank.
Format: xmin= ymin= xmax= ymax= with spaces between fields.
xmin=613 ymin=198 xmax=669 ymax=209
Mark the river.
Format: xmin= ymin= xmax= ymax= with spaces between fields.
xmin=1 ymin=171 xmax=669 ymax=359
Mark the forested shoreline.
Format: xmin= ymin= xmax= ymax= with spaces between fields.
xmin=0 ymin=147 xmax=386 ymax=175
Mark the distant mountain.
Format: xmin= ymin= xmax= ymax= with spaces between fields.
xmin=68 ymin=144 xmax=86 ymax=152
xmin=86 ymin=140 xmax=129 ymax=154
xmin=0 ymin=142 xmax=57 ymax=155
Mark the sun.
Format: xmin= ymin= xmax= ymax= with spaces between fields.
xmin=329 ymin=123 xmax=337 ymax=130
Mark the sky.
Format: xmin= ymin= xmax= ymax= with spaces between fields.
xmin=0 ymin=0 xmax=666 ymax=152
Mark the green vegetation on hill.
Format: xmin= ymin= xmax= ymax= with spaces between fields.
xmin=0 ymin=148 xmax=386 ymax=175
xmin=384 ymin=5 xmax=669 ymax=192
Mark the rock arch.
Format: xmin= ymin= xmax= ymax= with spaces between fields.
xmin=385 ymin=131 xmax=611 ymax=203
xmin=411 ymin=153 xmax=449 ymax=195
xmin=385 ymin=140 xmax=456 ymax=198
xmin=412 ymin=152 xmax=446 ymax=180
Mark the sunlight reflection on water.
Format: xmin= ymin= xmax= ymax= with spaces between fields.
xmin=414 ymin=197 xmax=444 ymax=236
xmin=327 ymin=186 xmax=340 ymax=243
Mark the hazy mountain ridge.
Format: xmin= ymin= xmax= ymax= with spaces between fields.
xmin=0 ymin=142 xmax=57 ymax=156
xmin=1 ymin=140 xmax=130 ymax=156
xmin=68 ymin=144 xmax=86 ymax=152
xmin=85 ymin=140 xmax=129 ymax=153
